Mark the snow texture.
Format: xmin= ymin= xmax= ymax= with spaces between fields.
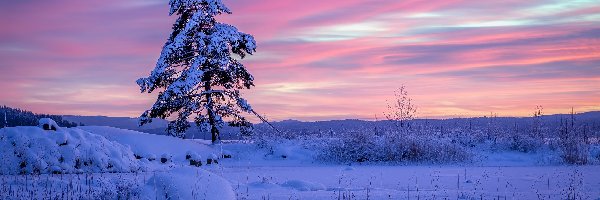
xmin=0 ymin=126 xmax=139 ymax=174
xmin=280 ymin=180 xmax=326 ymax=191
xmin=1 ymin=122 xmax=599 ymax=199
xmin=38 ymin=118 xmax=59 ymax=130
xmin=79 ymin=126 xmax=218 ymax=165
xmin=144 ymin=167 xmax=235 ymax=200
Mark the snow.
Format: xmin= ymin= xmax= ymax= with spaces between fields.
xmin=38 ymin=118 xmax=59 ymax=130
xmin=137 ymin=0 xmax=256 ymax=139
xmin=0 ymin=125 xmax=235 ymax=199
xmin=168 ymin=0 xmax=231 ymax=16
xmin=0 ymin=126 xmax=139 ymax=174
xmin=78 ymin=126 xmax=218 ymax=165
xmin=1 ymin=123 xmax=599 ymax=199
xmin=217 ymin=164 xmax=600 ymax=199
xmin=280 ymin=180 xmax=326 ymax=191
xmin=143 ymin=167 xmax=235 ymax=200
xmin=208 ymin=140 xmax=600 ymax=199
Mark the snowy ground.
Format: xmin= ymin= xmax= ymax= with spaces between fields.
xmin=1 ymin=125 xmax=599 ymax=199
xmin=0 ymin=125 xmax=233 ymax=200
xmin=213 ymin=164 xmax=600 ymax=199
xmin=3 ymin=162 xmax=598 ymax=199
xmin=209 ymin=142 xmax=600 ymax=200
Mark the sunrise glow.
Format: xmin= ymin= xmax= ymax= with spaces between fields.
xmin=1 ymin=0 xmax=599 ymax=121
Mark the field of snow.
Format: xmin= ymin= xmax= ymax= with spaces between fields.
xmin=215 ymin=164 xmax=600 ymax=199
xmin=1 ymin=123 xmax=599 ymax=199
xmin=210 ymin=141 xmax=600 ymax=200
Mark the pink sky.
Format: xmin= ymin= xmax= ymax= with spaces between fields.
xmin=0 ymin=0 xmax=599 ymax=121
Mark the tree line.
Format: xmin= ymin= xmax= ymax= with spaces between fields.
xmin=0 ymin=105 xmax=79 ymax=128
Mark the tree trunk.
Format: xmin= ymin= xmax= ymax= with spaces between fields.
xmin=211 ymin=125 xmax=219 ymax=143
xmin=205 ymin=80 xmax=220 ymax=144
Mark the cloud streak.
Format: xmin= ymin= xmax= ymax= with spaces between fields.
xmin=0 ymin=0 xmax=599 ymax=120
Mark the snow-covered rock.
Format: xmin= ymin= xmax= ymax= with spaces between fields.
xmin=161 ymin=153 xmax=173 ymax=163
xmin=38 ymin=118 xmax=59 ymax=131
xmin=0 ymin=126 xmax=139 ymax=174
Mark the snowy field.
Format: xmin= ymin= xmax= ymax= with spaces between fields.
xmin=2 ymin=158 xmax=599 ymax=199
xmin=1 ymin=123 xmax=599 ymax=199
xmin=210 ymin=140 xmax=600 ymax=200
xmin=214 ymin=164 xmax=600 ymax=199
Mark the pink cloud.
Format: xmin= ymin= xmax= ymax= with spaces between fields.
xmin=1 ymin=0 xmax=599 ymax=120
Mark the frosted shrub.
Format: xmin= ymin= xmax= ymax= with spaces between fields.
xmin=251 ymin=127 xmax=302 ymax=155
xmin=559 ymin=138 xmax=588 ymax=165
xmin=558 ymin=112 xmax=589 ymax=165
xmin=319 ymin=130 xmax=470 ymax=163
xmin=323 ymin=131 xmax=375 ymax=162
xmin=589 ymin=145 xmax=600 ymax=164
xmin=505 ymin=106 xmax=545 ymax=153
xmin=508 ymin=133 xmax=543 ymax=153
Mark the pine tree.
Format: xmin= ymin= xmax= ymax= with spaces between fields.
xmin=137 ymin=0 xmax=257 ymax=143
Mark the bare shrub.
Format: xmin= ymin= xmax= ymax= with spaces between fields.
xmin=319 ymin=129 xmax=471 ymax=164
xmin=558 ymin=109 xmax=589 ymax=165
xmin=385 ymin=86 xmax=417 ymax=129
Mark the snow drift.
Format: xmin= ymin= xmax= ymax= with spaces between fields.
xmin=79 ymin=126 xmax=219 ymax=164
xmin=144 ymin=167 xmax=235 ymax=200
xmin=0 ymin=125 xmax=139 ymax=174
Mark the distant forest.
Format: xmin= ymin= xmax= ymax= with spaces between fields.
xmin=0 ymin=106 xmax=79 ymax=128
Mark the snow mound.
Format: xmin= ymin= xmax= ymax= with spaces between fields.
xmin=79 ymin=126 xmax=218 ymax=165
xmin=143 ymin=167 xmax=235 ymax=200
xmin=247 ymin=181 xmax=280 ymax=189
xmin=266 ymin=140 xmax=314 ymax=161
xmin=38 ymin=118 xmax=60 ymax=130
xmin=0 ymin=126 xmax=139 ymax=174
xmin=280 ymin=180 xmax=326 ymax=191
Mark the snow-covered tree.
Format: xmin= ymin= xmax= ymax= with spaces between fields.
xmin=531 ymin=105 xmax=544 ymax=139
xmin=385 ymin=86 xmax=417 ymax=129
xmin=136 ymin=0 xmax=257 ymax=143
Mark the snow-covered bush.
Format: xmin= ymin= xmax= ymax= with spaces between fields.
xmin=38 ymin=118 xmax=59 ymax=131
xmin=161 ymin=153 xmax=173 ymax=164
xmin=557 ymin=114 xmax=590 ymax=165
xmin=319 ymin=129 xmax=470 ymax=163
xmin=323 ymin=131 xmax=375 ymax=162
xmin=185 ymin=151 xmax=203 ymax=166
xmin=185 ymin=150 xmax=195 ymax=160
xmin=589 ymin=145 xmax=600 ymax=164
xmin=207 ymin=153 xmax=219 ymax=164
xmin=147 ymin=154 xmax=157 ymax=162
xmin=0 ymin=126 xmax=139 ymax=174
xmin=507 ymin=133 xmax=543 ymax=153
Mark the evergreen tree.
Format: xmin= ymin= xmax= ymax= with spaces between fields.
xmin=137 ymin=0 xmax=257 ymax=143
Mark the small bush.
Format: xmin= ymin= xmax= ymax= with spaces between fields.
xmin=557 ymin=114 xmax=589 ymax=165
xmin=160 ymin=153 xmax=172 ymax=164
xmin=318 ymin=130 xmax=471 ymax=163
xmin=508 ymin=134 xmax=543 ymax=153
